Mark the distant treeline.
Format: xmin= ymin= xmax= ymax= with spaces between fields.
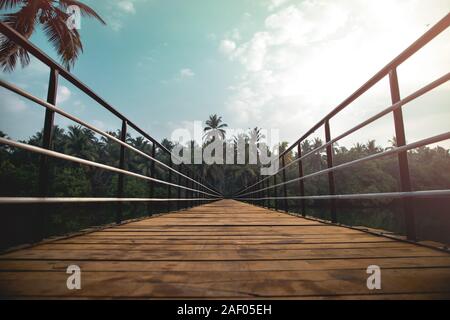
xmin=0 ymin=126 xmax=449 ymax=248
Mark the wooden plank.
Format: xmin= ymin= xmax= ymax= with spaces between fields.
xmin=1 ymin=247 xmax=446 ymax=261
xmin=0 ymin=269 xmax=449 ymax=298
xmin=1 ymin=257 xmax=450 ymax=272
xmin=0 ymin=199 xmax=449 ymax=299
xmin=27 ymin=242 xmax=409 ymax=251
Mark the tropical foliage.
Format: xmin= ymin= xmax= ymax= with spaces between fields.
xmin=0 ymin=0 xmax=105 ymax=71
xmin=0 ymin=115 xmax=449 ymax=248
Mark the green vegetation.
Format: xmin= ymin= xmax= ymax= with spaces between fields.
xmin=0 ymin=0 xmax=105 ymax=71
xmin=0 ymin=114 xmax=449 ymax=249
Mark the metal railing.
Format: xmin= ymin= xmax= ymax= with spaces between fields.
xmin=0 ymin=21 xmax=223 ymax=242
xmin=233 ymin=13 xmax=450 ymax=241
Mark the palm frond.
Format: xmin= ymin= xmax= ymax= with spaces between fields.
xmin=58 ymin=0 xmax=106 ymax=24
xmin=42 ymin=8 xmax=83 ymax=70
xmin=0 ymin=0 xmax=24 ymax=10
xmin=0 ymin=4 xmax=38 ymax=71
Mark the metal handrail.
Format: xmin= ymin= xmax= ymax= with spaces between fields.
xmin=0 ymin=137 xmax=219 ymax=197
xmin=236 ymin=133 xmax=450 ymax=196
xmin=234 ymin=13 xmax=450 ymax=241
xmin=0 ymin=79 xmax=221 ymax=196
xmin=0 ymin=21 xmax=221 ymax=196
xmin=239 ymin=189 xmax=450 ymax=201
xmin=279 ymin=12 xmax=450 ymax=160
xmin=0 ymin=197 xmax=217 ymax=204
xmin=0 ymin=20 xmax=223 ymax=243
xmin=235 ymin=72 xmax=450 ymax=195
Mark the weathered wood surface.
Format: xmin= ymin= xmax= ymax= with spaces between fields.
xmin=0 ymin=200 xmax=449 ymax=299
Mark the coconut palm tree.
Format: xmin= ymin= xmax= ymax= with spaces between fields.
xmin=129 ymin=136 xmax=150 ymax=174
xmin=65 ymin=125 xmax=97 ymax=160
xmin=0 ymin=0 xmax=105 ymax=72
xmin=365 ymin=140 xmax=380 ymax=154
xmin=249 ymin=127 xmax=264 ymax=143
xmin=387 ymin=136 xmax=398 ymax=150
xmin=203 ymin=114 xmax=228 ymax=141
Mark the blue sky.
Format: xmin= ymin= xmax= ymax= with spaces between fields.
xmin=1 ymin=0 xmax=449 ymax=148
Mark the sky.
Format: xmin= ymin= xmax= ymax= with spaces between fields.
xmin=1 ymin=0 xmax=449 ymax=149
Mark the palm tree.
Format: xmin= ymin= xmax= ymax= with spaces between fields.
xmin=232 ymin=132 xmax=248 ymax=164
xmin=387 ymin=136 xmax=398 ymax=150
xmin=203 ymin=114 xmax=228 ymax=141
xmin=365 ymin=140 xmax=380 ymax=154
xmin=353 ymin=142 xmax=365 ymax=154
xmin=129 ymin=136 xmax=150 ymax=174
xmin=65 ymin=125 xmax=97 ymax=160
xmin=232 ymin=164 xmax=256 ymax=190
xmin=0 ymin=130 xmax=10 ymax=153
xmin=28 ymin=130 xmax=43 ymax=146
xmin=0 ymin=0 xmax=105 ymax=72
xmin=248 ymin=127 xmax=264 ymax=143
xmin=52 ymin=125 xmax=66 ymax=152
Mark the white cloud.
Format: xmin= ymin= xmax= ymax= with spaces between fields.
xmin=179 ymin=68 xmax=195 ymax=78
xmin=268 ymin=0 xmax=289 ymax=11
xmin=118 ymin=1 xmax=136 ymax=14
xmin=56 ymin=86 xmax=71 ymax=105
xmin=222 ymin=0 xmax=450 ymax=146
xmin=105 ymin=0 xmax=148 ymax=31
xmin=219 ymin=39 xmax=237 ymax=55
xmin=162 ymin=68 xmax=196 ymax=84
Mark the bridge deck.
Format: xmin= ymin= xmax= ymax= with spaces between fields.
xmin=0 ymin=200 xmax=449 ymax=299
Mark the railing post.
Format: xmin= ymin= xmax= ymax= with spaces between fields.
xmin=177 ymin=165 xmax=182 ymax=211
xmin=297 ymin=143 xmax=306 ymax=216
xmin=200 ymin=180 xmax=204 ymax=205
xmin=251 ymin=184 xmax=254 ymax=205
xmin=194 ymin=180 xmax=198 ymax=207
xmin=258 ymin=172 xmax=264 ymax=207
xmin=185 ymin=167 xmax=190 ymax=209
xmin=35 ymin=67 xmax=59 ymax=242
xmin=167 ymin=157 xmax=172 ymax=212
xmin=195 ymin=177 xmax=199 ymax=206
xmin=265 ymin=178 xmax=270 ymax=208
xmin=273 ymin=174 xmax=278 ymax=211
xmin=254 ymin=179 xmax=258 ymax=205
xmin=389 ymin=68 xmax=416 ymax=241
xmin=188 ymin=178 xmax=192 ymax=208
xmin=191 ymin=179 xmax=195 ymax=208
xmin=281 ymin=155 xmax=289 ymax=212
xmin=116 ymin=120 xmax=127 ymax=224
xmin=148 ymin=143 xmax=156 ymax=215
xmin=324 ymin=120 xmax=337 ymax=223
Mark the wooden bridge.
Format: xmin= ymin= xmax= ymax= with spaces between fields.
xmin=1 ymin=200 xmax=449 ymax=299
xmin=1 ymin=15 xmax=450 ymax=300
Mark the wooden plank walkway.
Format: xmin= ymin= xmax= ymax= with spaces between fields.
xmin=0 ymin=200 xmax=449 ymax=299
